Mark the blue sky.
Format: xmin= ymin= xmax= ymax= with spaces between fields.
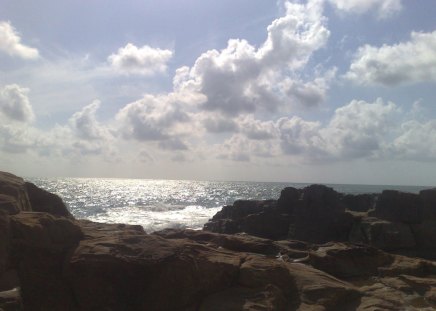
xmin=0 ymin=0 xmax=436 ymax=185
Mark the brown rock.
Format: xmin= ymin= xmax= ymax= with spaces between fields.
xmin=8 ymin=212 xmax=83 ymax=310
xmin=0 ymin=172 xmax=31 ymax=213
xmin=309 ymin=243 xmax=393 ymax=278
xmin=25 ymin=182 xmax=72 ymax=218
xmin=68 ymin=228 xmax=241 ymax=311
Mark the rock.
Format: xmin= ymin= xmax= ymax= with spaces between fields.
xmin=420 ymin=188 xmax=436 ymax=218
xmin=203 ymin=200 xmax=276 ymax=235
xmin=341 ymin=193 xmax=377 ymax=212
xmin=0 ymin=287 xmax=22 ymax=311
xmin=371 ymin=190 xmax=423 ymax=224
xmin=0 ymin=212 xmax=10 ymax=276
xmin=24 ymin=182 xmax=72 ymax=218
xmin=349 ymin=217 xmax=416 ymax=251
xmin=0 ymin=196 xmax=19 ymax=216
xmin=308 ymin=242 xmax=393 ymax=278
xmin=8 ymin=212 xmax=83 ymax=310
xmin=0 ymin=173 xmax=31 ymax=213
xmin=240 ymin=210 xmax=291 ymax=240
xmin=69 ymin=224 xmax=241 ymax=311
xmin=199 ymin=284 xmax=288 ymax=311
xmin=276 ymin=187 xmax=300 ymax=212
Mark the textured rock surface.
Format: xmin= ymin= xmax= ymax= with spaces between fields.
xmin=0 ymin=173 xmax=31 ymax=214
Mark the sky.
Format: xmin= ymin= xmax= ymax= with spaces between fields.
xmin=0 ymin=0 xmax=436 ymax=185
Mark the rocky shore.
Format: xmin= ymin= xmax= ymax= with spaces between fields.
xmin=1 ymin=171 xmax=436 ymax=310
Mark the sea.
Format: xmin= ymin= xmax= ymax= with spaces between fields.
xmin=27 ymin=177 xmax=433 ymax=233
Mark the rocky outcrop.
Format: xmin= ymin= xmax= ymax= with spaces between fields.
xmin=204 ymin=184 xmax=436 ymax=259
xmin=0 ymin=173 xmax=32 ymax=215
xmin=369 ymin=190 xmax=423 ymax=224
xmin=5 ymin=216 xmax=436 ymax=310
xmin=1 ymin=171 xmax=436 ymax=310
xmin=25 ymin=182 xmax=72 ymax=218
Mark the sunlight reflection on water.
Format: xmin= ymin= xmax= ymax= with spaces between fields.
xmin=28 ymin=177 xmax=431 ymax=233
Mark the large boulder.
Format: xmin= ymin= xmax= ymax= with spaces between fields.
xmin=420 ymin=188 xmax=436 ymax=219
xmin=290 ymin=185 xmax=354 ymax=243
xmin=0 ymin=172 xmax=31 ymax=214
xmin=349 ymin=217 xmax=416 ymax=251
xmin=371 ymin=190 xmax=423 ymax=224
xmin=9 ymin=212 xmax=83 ymax=310
xmin=24 ymin=182 xmax=72 ymax=218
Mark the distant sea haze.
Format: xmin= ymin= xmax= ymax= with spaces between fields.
xmin=28 ymin=177 xmax=432 ymax=233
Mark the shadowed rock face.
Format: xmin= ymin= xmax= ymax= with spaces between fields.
xmin=25 ymin=182 xmax=72 ymax=218
xmin=370 ymin=190 xmax=423 ymax=224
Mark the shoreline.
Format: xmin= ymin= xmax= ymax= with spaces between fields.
xmin=2 ymin=171 xmax=436 ymax=310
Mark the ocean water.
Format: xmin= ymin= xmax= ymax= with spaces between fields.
xmin=27 ymin=177 xmax=432 ymax=233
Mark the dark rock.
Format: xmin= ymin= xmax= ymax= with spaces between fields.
xmin=309 ymin=242 xmax=393 ymax=278
xmin=420 ymin=188 xmax=436 ymax=218
xmin=371 ymin=190 xmax=423 ymax=224
xmin=300 ymin=184 xmax=343 ymax=213
xmin=8 ymin=212 xmax=83 ymax=310
xmin=0 ymin=212 xmax=10 ymax=276
xmin=341 ymin=193 xmax=377 ymax=212
xmin=0 ymin=196 xmax=19 ymax=216
xmin=349 ymin=217 xmax=416 ymax=251
xmin=290 ymin=185 xmax=353 ymax=244
xmin=241 ymin=210 xmax=291 ymax=240
xmin=25 ymin=182 xmax=72 ymax=218
xmin=276 ymin=187 xmax=300 ymax=212
xmin=0 ymin=172 xmax=31 ymax=213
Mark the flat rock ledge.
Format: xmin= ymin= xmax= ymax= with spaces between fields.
xmin=1 ymin=171 xmax=436 ymax=310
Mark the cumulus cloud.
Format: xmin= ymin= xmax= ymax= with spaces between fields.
xmin=0 ymin=21 xmax=39 ymax=59
xmin=346 ymin=31 xmax=436 ymax=86
xmin=175 ymin=0 xmax=330 ymax=115
xmin=0 ymin=84 xmax=35 ymax=122
xmin=328 ymin=0 xmax=402 ymax=18
xmin=389 ymin=120 xmax=436 ymax=160
xmin=115 ymin=93 xmax=191 ymax=142
xmin=220 ymin=98 xmax=399 ymax=162
xmin=108 ymin=43 xmax=173 ymax=75
xmin=321 ymin=98 xmax=398 ymax=159
xmin=69 ymin=100 xmax=110 ymax=141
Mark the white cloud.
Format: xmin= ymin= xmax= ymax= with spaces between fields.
xmin=328 ymin=0 xmax=402 ymax=18
xmin=0 ymin=84 xmax=35 ymax=122
xmin=115 ymin=93 xmax=191 ymax=142
xmin=321 ymin=98 xmax=398 ymax=159
xmin=278 ymin=99 xmax=399 ymax=160
xmin=346 ymin=31 xmax=436 ymax=86
xmin=389 ymin=120 xmax=436 ymax=160
xmin=175 ymin=0 xmax=330 ymax=115
xmin=108 ymin=43 xmax=173 ymax=76
xmin=0 ymin=21 xmax=39 ymax=59
xmin=69 ymin=100 xmax=111 ymax=141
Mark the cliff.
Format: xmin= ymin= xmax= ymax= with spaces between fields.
xmin=1 ymin=171 xmax=436 ymax=310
